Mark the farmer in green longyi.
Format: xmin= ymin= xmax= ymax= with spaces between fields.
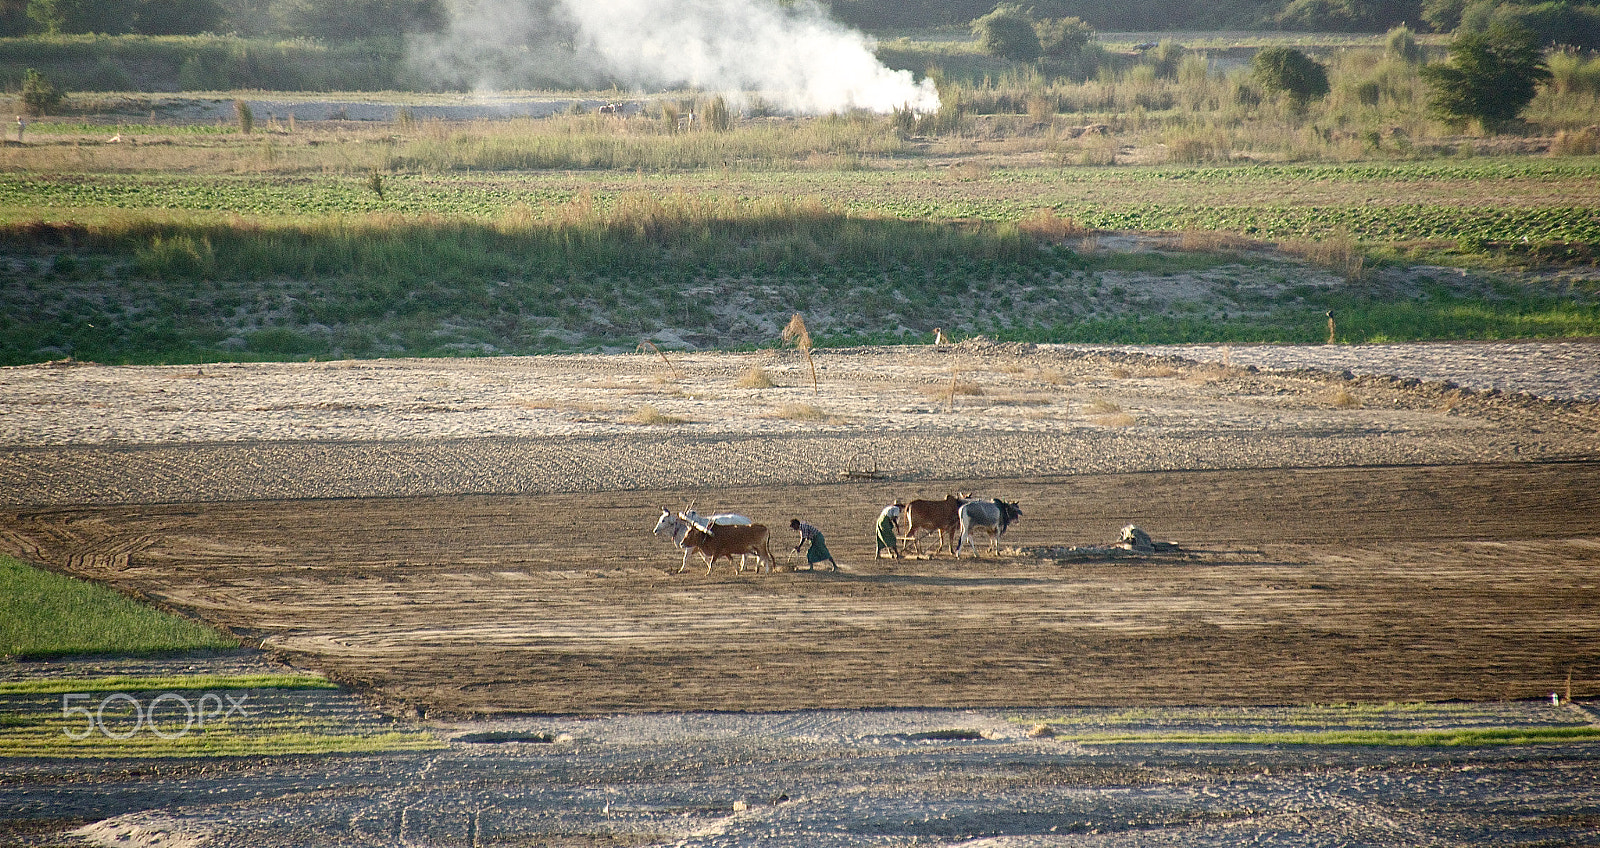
xmin=875 ymin=502 xmax=905 ymax=559
xmin=790 ymin=518 xmax=838 ymax=571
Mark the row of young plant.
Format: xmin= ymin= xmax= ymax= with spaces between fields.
xmin=8 ymin=168 xmax=1597 ymax=247
xmin=4 ymin=202 xmax=1597 ymax=364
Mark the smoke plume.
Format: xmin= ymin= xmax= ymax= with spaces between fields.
xmin=411 ymin=0 xmax=939 ymax=115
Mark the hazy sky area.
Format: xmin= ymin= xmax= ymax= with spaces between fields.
xmin=410 ymin=0 xmax=941 ymax=113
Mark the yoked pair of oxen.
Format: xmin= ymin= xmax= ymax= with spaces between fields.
xmin=650 ymin=495 xmax=1022 ymax=575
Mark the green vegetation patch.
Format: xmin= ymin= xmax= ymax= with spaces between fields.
xmin=1023 ymin=701 xmax=1600 ymax=747
xmin=0 ymin=674 xmax=337 ymax=695
xmin=0 ymin=674 xmax=441 ymax=758
xmin=0 ymin=555 xmax=237 ymax=659
xmin=1055 ymin=727 xmax=1600 ymax=747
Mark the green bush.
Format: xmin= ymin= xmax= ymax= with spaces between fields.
xmin=1035 ymin=16 xmax=1093 ymax=60
xmin=19 ymin=66 xmax=62 ymax=115
xmin=1251 ymin=46 xmax=1331 ymax=106
xmin=972 ymin=4 xmax=1042 ymax=62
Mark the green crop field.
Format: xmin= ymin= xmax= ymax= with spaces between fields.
xmin=2 ymin=27 xmax=1597 ymax=363
xmin=0 ymin=555 xmax=237 ymax=659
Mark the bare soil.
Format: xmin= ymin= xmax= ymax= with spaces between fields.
xmin=1 ymin=342 xmax=1597 ymax=716
xmin=4 ymin=342 xmax=1600 ymax=847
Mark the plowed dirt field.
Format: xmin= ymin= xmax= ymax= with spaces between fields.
xmin=3 ymin=342 xmax=1598 ymax=715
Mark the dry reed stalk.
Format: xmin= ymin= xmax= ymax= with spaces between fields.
xmin=637 ymin=339 xmax=682 ymax=380
xmin=781 ymin=313 xmax=818 ymax=395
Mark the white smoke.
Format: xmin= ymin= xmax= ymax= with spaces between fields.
xmin=412 ymin=0 xmax=939 ymax=115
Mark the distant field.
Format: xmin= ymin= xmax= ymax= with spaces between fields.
xmin=2 ymin=33 xmax=1598 ymax=363
xmin=5 ymin=160 xmax=1600 ymax=246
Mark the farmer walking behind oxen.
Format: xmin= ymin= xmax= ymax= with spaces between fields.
xmin=875 ymin=502 xmax=905 ymax=559
xmin=790 ymin=518 xmax=838 ymax=571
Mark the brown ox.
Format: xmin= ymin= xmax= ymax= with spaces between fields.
xmin=682 ymin=522 xmax=775 ymax=575
xmin=904 ymin=493 xmax=973 ymax=555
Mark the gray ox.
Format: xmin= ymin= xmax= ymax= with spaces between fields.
xmin=955 ymin=498 xmax=1022 ymax=557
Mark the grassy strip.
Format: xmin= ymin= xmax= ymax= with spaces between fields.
xmin=0 ymin=675 xmax=336 ymax=695
xmin=0 ymin=724 xmax=444 ymax=758
xmin=1056 ymin=727 xmax=1600 ymax=747
xmin=0 ymin=33 xmax=409 ymax=92
xmin=0 ymin=555 xmax=236 ymax=659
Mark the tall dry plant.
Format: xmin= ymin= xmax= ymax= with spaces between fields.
xmin=781 ymin=313 xmax=818 ymax=395
xmin=637 ymin=339 xmax=682 ymax=380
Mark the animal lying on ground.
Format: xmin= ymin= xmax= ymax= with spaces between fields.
xmin=955 ymin=498 xmax=1023 ymax=557
xmin=905 ymin=493 xmax=974 ymax=555
xmin=652 ymin=509 xmax=773 ymax=574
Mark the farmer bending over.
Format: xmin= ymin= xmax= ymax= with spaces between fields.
xmin=790 ymin=518 xmax=838 ymax=571
xmin=875 ymin=502 xmax=905 ymax=559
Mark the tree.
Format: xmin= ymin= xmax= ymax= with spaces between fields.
xmin=26 ymin=0 xmax=136 ymax=33
xmin=134 ymin=0 xmax=224 ymax=35
xmin=271 ymin=0 xmax=445 ymax=40
xmin=971 ymin=4 xmax=1042 ymax=62
xmin=1421 ymin=22 xmax=1551 ymax=129
xmin=1250 ymin=46 xmax=1331 ymax=106
xmin=1422 ymin=0 xmax=1469 ymax=30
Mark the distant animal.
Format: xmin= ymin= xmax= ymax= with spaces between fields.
xmin=652 ymin=509 xmax=773 ymax=574
xmin=955 ymin=498 xmax=1022 ymax=557
xmin=599 ymin=102 xmax=622 ymax=115
xmin=932 ymin=328 xmax=951 ymax=345
xmin=904 ymin=493 xmax=974 ymax=555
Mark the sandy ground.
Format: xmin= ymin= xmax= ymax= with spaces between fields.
xmin=2 ymin=341 xmax=1599 ymax=846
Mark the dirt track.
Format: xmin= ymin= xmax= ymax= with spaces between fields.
xmin=2 ymin=343 xmax=1598 ymax=715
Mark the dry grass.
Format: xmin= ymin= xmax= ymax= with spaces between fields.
xmin=1027 ymin=367 xmax=1076 ymax=385
xmin=768 ymin=402 xmax=848 ymax=424
xmin=1551 ymin=126 xmax=1600 ymax=156
xmin=627 ymin=404 xmax=689 ymax=425
xmin=1186 ymin=363 xmax=1249 ymax=384
xmin=736 ymin=365 xmax=776 ymax=389
xmin=1279 ymin=233 xmax=1367 ymax=283
xmin=925 ymin=380 xmax=986 ymax=403
xmin=1017 ymin=208 xmax=1087 ymax=241
xmin=1088 ymin=398 xmax=1123 ymax=414
xmin=986 ymin=392 xmax=1056 ymax=406
xmin=1178 ymin=229 xmax=1264 ymax=253
xmin=770 ymin=402 xmax=826 ymax=420
xmin=1091 ymin=411 xmax=1139 ymax=427
xmin=1326 ymin=387 xmax=1362 ymax=409
xmin=948 ymin=161 xmax=992 ymax=181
